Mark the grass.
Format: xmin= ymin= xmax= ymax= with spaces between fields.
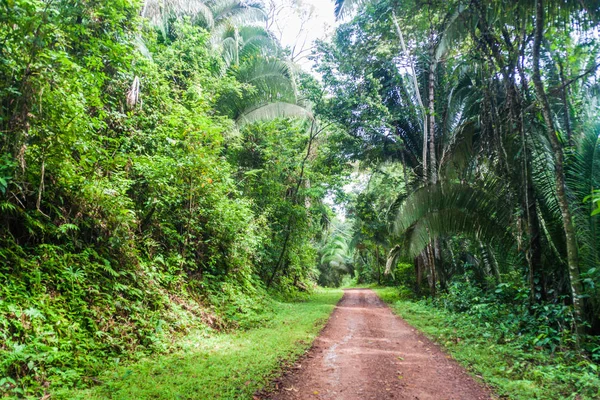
xmin=374 ymin=287 xmax=600 ymax=400
xmin=56 ymin=288 xmax=343 ymax=400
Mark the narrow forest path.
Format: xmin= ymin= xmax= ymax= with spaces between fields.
xmin=264 ymin=289 xmax=492 ymax=400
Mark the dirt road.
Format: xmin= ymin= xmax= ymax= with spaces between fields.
xmin=265 ymin=289 xmax=492 ymax=400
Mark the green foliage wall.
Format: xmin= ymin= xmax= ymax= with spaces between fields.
xmin=315 ymin=0 xmax=600 ymax=358
xmin=0 ymin=1 xmax=336 ymax=396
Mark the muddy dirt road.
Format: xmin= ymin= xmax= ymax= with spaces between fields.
xmin=266 ymin=289 xmax=492 ymax=400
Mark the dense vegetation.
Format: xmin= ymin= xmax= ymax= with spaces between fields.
xmin=376 ymin=287 xmax=600 ymax=399
xmin=63 ymin=289 xmax=342 ymax=400
xmin=0 ymin=0 xmax=345 ymax=396
xmin=314 ymin=0 xmax=600 ymax=396
xmin=1 ymin=0 xmax=599 ymax=398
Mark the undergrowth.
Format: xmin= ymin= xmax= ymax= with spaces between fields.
xmin=0 ymin=242 xmax=277 ymax=398
xmin=58 ymin=289 xmax=343 ymax=400
xmin=375 ymin=286 xmax=600 ymax=400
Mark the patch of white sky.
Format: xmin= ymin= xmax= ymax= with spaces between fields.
xmin=266 ymin=0 xmax=338 ymax=71
xmin=265 ymin=1 xmax=361 ymax=220
xmin=328 ymin=168 xmax=368 ymax=222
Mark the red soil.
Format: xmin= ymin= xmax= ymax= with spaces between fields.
xmin=263 ymin=289 xmax=493 ymax=400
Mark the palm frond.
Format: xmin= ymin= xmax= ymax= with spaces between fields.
xmin=209 ymin=0 xmax=266 ymax=26
xmin=234 ymin=57 xmax=298 ymax=102
xmin=142 ymin=0 xmax=215 ymax=29
xmin=334 ymin=0 xmax=367 ymax=20
xmin=236 ymin=102 xmax=313 ymax=126
xmin=568 ymin=120 xmax=600 ymax=267
xmin=216 ymin=24 xmax=279 ymax=68
xmin=385 ymin=244 xmax=402 ymax=274
xmin=392 ymin=181 xmax=515 ymax=259
xmin=434 ymin=3 xmax=469 ymax=61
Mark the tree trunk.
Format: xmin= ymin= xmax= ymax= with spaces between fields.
xmin=546 ymin=42 xmax=574 ymax=147
xmin=489 ymin=244 xmax=502 ymax=283
xmin=479 ymin=240 xmax=494 ymax=281
xmin=532 ymin=0 xmax=583 ymax=329
xmin=524 ymin=172 xmax=546 ymax=302
xmin=392 ymin=11 xmax=428 ymax=181
xmin=375 ymin=245 xmax=381 ymax=284
xmin=557 ymin=59 xmax=573 ymax=148
xmin=427 ymin=244 xmax=436 ymax=297
xmin=428 ymin=42 xmax=437 ymax=184
xmin=414 ymin=255 xmax=423 ymax=294
xmin=517 ymin=49 xmax=546 ymax=303
xmin=434 ymin=238 xmax=447 ymax=290
xmin=268 ymin=121 xmax=320 ymax=287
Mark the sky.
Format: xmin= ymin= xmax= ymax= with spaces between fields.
xmin=266 ymin=1 xmax=348 ymax=217
xmin=268 ymin=0 xmax=338 ymax=70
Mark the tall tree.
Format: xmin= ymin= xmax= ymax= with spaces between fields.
xmin=531 ymin=0 xmax=583 ymax=326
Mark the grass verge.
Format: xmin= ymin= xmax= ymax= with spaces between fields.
xmin=374 ymin=287 xmax=600 ymax=400
xmin=56 ymin=288 xmax=343 ymax=400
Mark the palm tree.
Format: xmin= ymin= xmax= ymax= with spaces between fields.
xmin=216 ymin=24 xmax=279 ymax=68
xmin=212 ymin=26 xmax=310 ymax=123
xmin=141 ymin=0 xmax=266 ymax=36
xmin=140 ymin=0 xmax=312 ymax=125
xmin=333 ymin=0 xmax=365 ymax=20
xmin=319 ymin=222 xmax=355 ymax=286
